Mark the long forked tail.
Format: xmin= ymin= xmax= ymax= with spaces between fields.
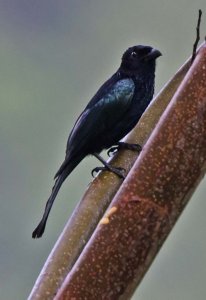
xmin=32 ymin=174 xmax=67 ymax=238
xmin=32 ymin=155 xmax=84 ymax=238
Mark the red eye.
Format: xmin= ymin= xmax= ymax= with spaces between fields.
xmin=131 ymin=51 xmax=137 ymax=58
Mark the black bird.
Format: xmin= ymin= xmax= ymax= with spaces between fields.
xmin=32 ymin=45 xmax=162 ymax=238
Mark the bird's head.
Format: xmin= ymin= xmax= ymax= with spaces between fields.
xmin=120 ymin=45 xmax=162 ymax=75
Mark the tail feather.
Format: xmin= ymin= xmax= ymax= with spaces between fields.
xmin=32 ymin=156 xmax=84 ymax=238
xmin=32 ymin=174 xmax=66 ymax=238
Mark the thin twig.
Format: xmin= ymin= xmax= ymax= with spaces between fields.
xmin=191 ymin=9 xmax=202 ymax=64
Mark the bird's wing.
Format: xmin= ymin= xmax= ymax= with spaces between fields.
xmin=67 ymin=78 xmax=135 ymax=157
xmin=54 ymin=77 xmax=135 ymax=178
xmin=85 ymin=72 xmax=120 ymax=109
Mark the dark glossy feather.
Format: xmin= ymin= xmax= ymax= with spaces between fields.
xmin=32 ymin=45 xmax=161 ymax=238
xmin=56 ymin=77 xmax=135 ymax=176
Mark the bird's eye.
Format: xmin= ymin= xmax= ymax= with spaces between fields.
xmin=131 ymin=51 xmax=137 ymax=58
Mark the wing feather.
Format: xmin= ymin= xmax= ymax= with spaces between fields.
xmin=67 ymin=78 xmax=135 ymax=157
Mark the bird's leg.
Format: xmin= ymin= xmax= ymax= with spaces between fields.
xmin=92 ymin=153 xmax=125 ymax=179
xmin=107 ymin=141 xmax=142 ymax=156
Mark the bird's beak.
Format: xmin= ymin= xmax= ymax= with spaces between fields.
xmin=144 ymin=48 xmax=162 ymax=61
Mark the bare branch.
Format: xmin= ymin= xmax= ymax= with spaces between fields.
xmin=55 ymin=45 xmax=206 ymax=300
xmin=28 ymin=50 xmax=195 ymax=300
xmin=191 ymin=9 xmax=202 ymax=64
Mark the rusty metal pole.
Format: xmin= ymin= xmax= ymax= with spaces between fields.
xmin=28 ymin=46 xmax=198 ymax=300
xmin=55 ymin=45 xmax=206 ymax=300
xmin=29 ymin=44 xmax=204 ymax=300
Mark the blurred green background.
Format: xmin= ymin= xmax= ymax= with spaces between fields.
xmin=0 ymin=1 xmax=206 ymax=299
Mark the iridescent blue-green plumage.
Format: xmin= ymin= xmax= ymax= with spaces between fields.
xmin=32 ymin=45 xmax=162 ymax=238
xmin=59 ymin=78 xmax=135 ymax=166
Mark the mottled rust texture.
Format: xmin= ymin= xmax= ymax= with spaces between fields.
xmin=29 ymin=44 xmax=204 ymax=300
xmin=55 ymin=45 xmax=206 ymax=300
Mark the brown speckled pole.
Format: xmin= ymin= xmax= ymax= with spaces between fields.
xmin=55 ymin=45 xmax=206 ymax=300
xmin=28 ymin=45 xmax=202 ymax=300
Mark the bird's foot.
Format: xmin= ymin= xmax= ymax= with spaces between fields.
xmin=107 ymin=142 xmax=142 ymax=156
xmin=91 ymin=165 xmax=125 ymax=179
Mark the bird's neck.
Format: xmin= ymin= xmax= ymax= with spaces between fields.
xmin=118 ymin=61 xmax=156 ymax=84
